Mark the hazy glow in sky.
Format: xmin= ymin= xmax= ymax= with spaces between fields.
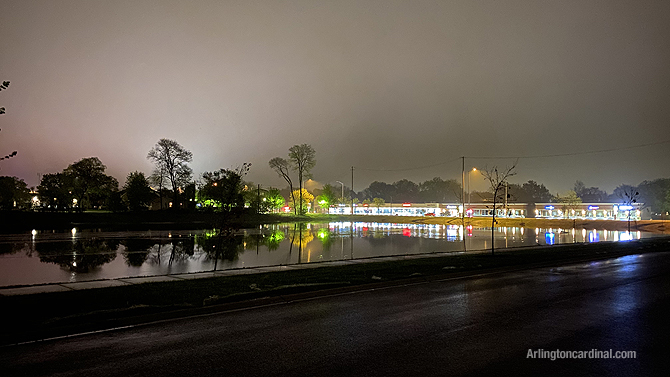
xmin=1 ymin=0 xmax=668 ymax=193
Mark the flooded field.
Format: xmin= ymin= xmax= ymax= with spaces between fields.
xmin=0 ymin=222 xmax=649 ymax=287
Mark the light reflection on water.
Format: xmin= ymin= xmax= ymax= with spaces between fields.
xmin=0 ymin=222 xmax=649 ymax=287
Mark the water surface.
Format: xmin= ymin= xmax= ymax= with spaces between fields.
xmin=0 ymin=222 xmax=648 ymax=287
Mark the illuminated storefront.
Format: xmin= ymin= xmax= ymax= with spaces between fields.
xmin=328 ymin=201 xmax=642 ymax=220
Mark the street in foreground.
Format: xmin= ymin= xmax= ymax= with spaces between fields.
xmin=2 ymin=251 xmax=669 ymax=376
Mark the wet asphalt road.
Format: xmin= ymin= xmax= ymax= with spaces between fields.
xmin=2 ymin=251 xmax=670 ymax=377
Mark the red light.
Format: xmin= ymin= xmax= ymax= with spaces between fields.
xmin=403 ymin=228 xmax=411 ymax=237
xmin=402 ymin=203 xmax=411 ymax=207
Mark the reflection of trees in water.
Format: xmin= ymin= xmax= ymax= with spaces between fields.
xmin=168 ymin=236 xmax=195 ymax=264
xmin=196 ymin=231 xmax=243 ymax=265
xmin=243 ymin=233 xmax=265 ymax=252
xmin=141 ymin=235 xmax=197 ymax=266
xmin=121 ymin=238 xmax=158 ymax=267
xmin=0 ymin=241 xmax=28 ymax=255
xmin=314 ymin=227 xmax=335 ymax=252
xmin=37 ymin=238 xmax=118 ymax=273
xmin=289 ymin=223 xmax=313 ymax=248
xmin=264 ymin=229 xmax=284 ymax=251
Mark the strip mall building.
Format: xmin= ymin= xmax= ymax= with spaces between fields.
xmin=328 ymin=202 xmax=643 ymax=221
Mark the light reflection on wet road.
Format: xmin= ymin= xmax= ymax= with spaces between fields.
xmin=2 ymin=251 xmax=669 ymax=376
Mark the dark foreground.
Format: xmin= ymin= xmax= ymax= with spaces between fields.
xmin=2 ymin=250 xmax=669 ymax=376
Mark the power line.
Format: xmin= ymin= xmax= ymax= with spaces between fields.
xmin=357 ymin=157 xmax=461 ymax=172
xmin=468 ymin=139 xmax=670 ymax=160
xmin=354 ymin=138 xmax=670 ymax=174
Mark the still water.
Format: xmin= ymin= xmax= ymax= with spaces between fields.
xmin=0 ymin=222 xmax=648 ymax=287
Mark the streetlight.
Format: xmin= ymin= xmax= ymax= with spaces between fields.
xmin=335 ymin=181 xmax=345 ymax=202
xmin=468 ymin=167 xmax=477 ymax=208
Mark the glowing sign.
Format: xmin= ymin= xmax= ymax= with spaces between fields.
xmin=545 ymin=232 xmax=555 ymax=245
xmin=588 ymin=205 xmax=599 ymax=210
xmin=619 ymin=205 xmax=634 ymax=211
xmin=544 ymin=205 xmax=555 ymax=210
xmin=402 ymin=203 xmax=411 ymax=207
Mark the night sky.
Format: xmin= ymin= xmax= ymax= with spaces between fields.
xmin=1 ymin=0 xmax=669 ymax=194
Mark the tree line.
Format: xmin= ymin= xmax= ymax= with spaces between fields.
xmin=1 ymin=137 xmax=669 ymax=217
xmin=0 ymin=139 xmax=285 ymax=213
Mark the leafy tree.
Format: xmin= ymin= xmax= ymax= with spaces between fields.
xmin=0 ymin=176 xmax=31 ymax=210
xmin=507 ymin=180 xmax=554 ymax=203
xmin=362 ymin=181 xmax=396 ymax=202
xmin=37 ymin=173 xmax=74 ymax=211
xmin=393 ymin=179 xmax=420 ymax=202
xmin=481 ymin=163 xmax=517 ymax=256
xmin=122 ymin=171 xmax=154 ymax=211
xmin=419 ymin=177 xmax=461 ymax=202
xmin=574 ymin=180 xmax=607 ymax=202
xmin=637 ymin=178 xmax=670 ymax=215
xmin=147 ymin=139 xmax=193 ymax=209
xmin=199 ymin=167 xmax=248 ymax=213
xmin=264 ymin=188 xmax=285 ymax=212
xmin=315 ymin=184 xmax=337 ymax=212
xmin=521 ymin=180 xmax=553 ymax=202
xmin=373 ymin=197 xmax=385 ymax=211
xmin=288 ymin=144 xmax=316 ymax=215
xmin=555 ymin=190 xmax=582 ymax=217
xmin=661 ymin=190 xmax=670 ymax=217
xmin=183 ymin=182 xmax=197 ymax=210
xmin=612 ymin=184 xmax=636 ymax=202
xmin=64 ymin=157 xmax=117 ymax=211
xmin=269 ymin=157 xmax=296 ymax=214
xmin=289 ymin=188 xmax=314 ymax=214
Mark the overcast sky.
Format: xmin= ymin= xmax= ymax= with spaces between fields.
xmin=1 ymin=0 xmax=669 ymax=194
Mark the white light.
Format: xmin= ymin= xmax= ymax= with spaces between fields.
xmin=31 ymin=229 xmax=37 ymax=236
xmin=71 ymin=228 xmax=77 ymax=235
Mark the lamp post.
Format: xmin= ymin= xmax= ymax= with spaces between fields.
xmin=335 ymin=180 xmax=345 ymax=214
xmin=468 ymin=167 xmax=477 ymax=209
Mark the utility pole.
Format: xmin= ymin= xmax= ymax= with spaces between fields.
xmin=461 ymin=157 xmax=466 ymax=252
xmin=504 ymin=183 xmax=508 ymax=217
xmin=351 ymin=166 xmax=355 ymax=216
xmin=257 ymin=184 xmax=261 ymax=214
xmin=461 ymin=157 xmax=465 ymax=220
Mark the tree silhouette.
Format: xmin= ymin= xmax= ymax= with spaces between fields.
xmin=0 ymin=80 xmax=17 ymax=163
xmin=481 ymin=162 xmax=517 ymax=256
xmin=269 ymin=157 xmax=295 ymax=214
xmin=123 ymin=171 xmax=155 ymax=211
xmin=288 ymin=144 xmax=316 ymax=215
xmin=147 ymin=139 xmax=193 ymax=210
xmin=64 ymin=157 xmax=117 ymax=211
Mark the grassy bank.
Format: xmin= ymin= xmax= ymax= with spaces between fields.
xmin=1 ymin=237 xmax=669 ymax=345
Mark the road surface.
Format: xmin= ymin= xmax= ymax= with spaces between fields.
xmin=2 ymin=251 xmax=670 ymax=376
